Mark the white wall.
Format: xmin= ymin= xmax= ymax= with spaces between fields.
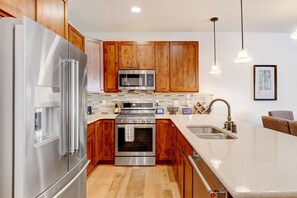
xmin=85 ymin=32 xmax=297 ymax=125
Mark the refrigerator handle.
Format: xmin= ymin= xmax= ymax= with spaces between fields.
xmin=74 ymin=60 xmax=80 ymax=152
xmin=69 ymin=59 xmax=80 ymax=154
xmin=61 ymin=60 xmax=70 ymax=155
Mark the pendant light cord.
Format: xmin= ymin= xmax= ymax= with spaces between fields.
xmin=240 ymin=0 xmax=244 ymax=50
xmin=213 ymin=20 xmax=217 ymax=65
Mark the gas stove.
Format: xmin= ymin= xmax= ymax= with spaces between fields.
xmin=115 ymin=102 xmax=156 ymax=124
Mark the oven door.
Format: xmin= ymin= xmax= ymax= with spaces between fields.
xmin=115 ymin=124 xmax=156 ymax=156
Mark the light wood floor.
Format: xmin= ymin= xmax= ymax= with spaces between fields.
xmin=87 ymin=165 xmax=181 ymax=198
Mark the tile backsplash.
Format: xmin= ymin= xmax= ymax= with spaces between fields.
xmin=87 ymin=91 xmax=213 ymax=114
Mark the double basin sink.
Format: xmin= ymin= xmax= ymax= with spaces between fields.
xmin=186 ymin=126 xmax=237 ymax=140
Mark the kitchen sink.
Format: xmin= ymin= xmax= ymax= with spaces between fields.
xmin=186 ymin=126 xmax=236 ymax=139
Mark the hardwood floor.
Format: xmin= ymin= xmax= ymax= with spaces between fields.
xmin=87 ymin=165 xmax=180 ymax=198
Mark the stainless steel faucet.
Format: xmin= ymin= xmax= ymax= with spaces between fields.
xmin=206 ymin=98 xmax=237 ymax=133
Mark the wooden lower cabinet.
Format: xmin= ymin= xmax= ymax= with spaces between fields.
xmin=184 ymin=153 xmax=193 ymax=198
xmin=87 ymin=119 xmax=114 ymax=175
xmin=157 ymin=120 xmax=193 ymax=198
xmin=101 ymin=120 xmax=115 ymax=162
xmin=87 ymin=123 xmax=95 ymax=175
xmin=156 ymin=119 xmax=172 ymax=162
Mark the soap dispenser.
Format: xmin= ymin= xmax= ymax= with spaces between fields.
xmin=114 ymin=103 xmax=119 ymax=114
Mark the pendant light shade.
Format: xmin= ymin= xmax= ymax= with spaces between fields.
xmin=291 ymin=29 xmax=297 ymax=39
xmin=210 ymin=17 xmax=221 ymax=74
xmin=234 ymin=0 xmax=252 ymax=63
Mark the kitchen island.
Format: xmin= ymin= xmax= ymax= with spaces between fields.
xmin=87 ymin=114 xmax=297 ymax=198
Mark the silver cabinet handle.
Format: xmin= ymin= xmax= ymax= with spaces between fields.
xmin=53 ymin=160 xmax=90 ymax=198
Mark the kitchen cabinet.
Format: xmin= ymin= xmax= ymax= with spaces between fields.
xmin=104 ymin=42 xmax=119 ymax=92
xmin=68 ymin=23 xmax=84 ymax=51
xmin=137 ymin=42 xmax=154 ymax=69
xmin=119 ymin=41 xmax=137 ymax=69
xmin=155 ymin=42 xmax=170 ymax=92
xmin=101 ymin=120 xmax=115 ymax=163
xmin=94 ymin=120 xmax=103 ymax=164
xmin=156 ymin=119 xmax=172 ymax=163
xmin=85 ymin=38 xmax=103 ymax=92
xmin=0 ymin=0 xmax=34 ymax=19
xmin=118 ymin=41 xmax=154 ymax=70
xmin=36 ymin=0 xmax=67 ymax=38
xmin=87 ymin=123 xmax=95 ymax=175
xmin=184 ymin=154 xmax=193 ymax=198
xmin=177 ymin=143 xmax=184 ymax=197
xmin=170 ymin=41 xmax=199 ymax=92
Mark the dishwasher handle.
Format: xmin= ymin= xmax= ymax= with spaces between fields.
xmin=188 ymin=155 xmax=227 ymax=198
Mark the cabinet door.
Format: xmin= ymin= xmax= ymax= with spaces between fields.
xmin=86 ymin=38 xmax=103 ymax=92
xmin=184 ymin=156 xmax=193 ymax=198
xmin=170 ymin=42 xmax=199 ymax=92
xmin=156 ymin=120 xmax=172 ymax=162
xmin=36 ymin=0 xmax=67 ymax=38
xmin=102 ymin=120 xmax=115 ymax=162
xmin=87 ymin=134 xmax=95 ymax=175
xmin=177 ymin=143 xmax=184 ymax=198
xmin=104 ymin=42 xmax=118 ymax=92
xmin=94 ymin=121 xmax=103 ymax=164
xmin=68 ymin=23 xmax=84 ymax=51
xmin=119 ymin=41 xmax=137 ymax=69
xmin=137 ymin=42 xmax=154 ymax=70
xmin=155 ymin=42 xmax=170 ymax=92
xmin=0 ymin=0 xmax=34 ymax=19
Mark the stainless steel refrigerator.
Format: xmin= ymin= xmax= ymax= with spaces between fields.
xmin=0 ymin=17 xmax=89 ymax=198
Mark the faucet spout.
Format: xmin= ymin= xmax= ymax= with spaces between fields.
xmin=207 ymin=98 xmax=237 ymax=133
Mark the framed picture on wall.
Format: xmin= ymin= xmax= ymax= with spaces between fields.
xmin=253 ymin=65 xmax=277 ymax=100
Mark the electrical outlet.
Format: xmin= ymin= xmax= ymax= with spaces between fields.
xmin=102 ymin=100 xmax=106 ymax=106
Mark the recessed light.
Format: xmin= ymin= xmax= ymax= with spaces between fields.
xmin=131 ymin=6 xmax=141 ymax=13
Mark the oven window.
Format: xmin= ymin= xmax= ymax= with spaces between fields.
xmin=119 ymin=74 xmax=145 ymax=87
xmin=118 ymin=127 xmax=153 ymax=152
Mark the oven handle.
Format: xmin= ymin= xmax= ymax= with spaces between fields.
xmin=116 ymin=124 xmax=155 ymax=128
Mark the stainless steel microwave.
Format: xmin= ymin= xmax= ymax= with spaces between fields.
xmin=118 ymin=70 xmax=155 ymax=90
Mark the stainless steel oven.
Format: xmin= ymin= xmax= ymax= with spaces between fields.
xmin=118 ymin=70 xmax=155 ymax=90
xmin=115 ymin=102 xmax=156 ymax=166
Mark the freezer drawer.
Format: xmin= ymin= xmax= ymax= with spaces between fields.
xmin=188 ymin=154 xmax=227 ymax=198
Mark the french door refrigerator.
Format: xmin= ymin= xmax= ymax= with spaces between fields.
xmin=0 ymin=17 xmax=89 ymax=198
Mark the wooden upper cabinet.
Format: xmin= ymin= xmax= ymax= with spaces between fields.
xmin=36 ymin=0 xmax=67 ymax=38
xmin=119 ymin=42 xmax=137 ymax=69
xmin=85 ymin=38 xmax=103 ymax=92
xmin=68 ymin=23 xmax=84 ymax=51
xmin=0 ymin=0 xmax=34 ymax=19
xmin=155 ymin=42 xmax=170 ymax=92
xmin=170 ymin=41 xmax=199 ymax=92
xmin=137 ymin=42 xmax=154 ymax=69
xmin=104 ymin=42 xmax=119 ymax=92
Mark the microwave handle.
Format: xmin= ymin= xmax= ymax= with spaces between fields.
xmin=144 ymin=74 xmax=148 ymax=87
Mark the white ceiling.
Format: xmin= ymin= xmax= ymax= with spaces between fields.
xmin=68 ymin=0 xmax=297 ymax=33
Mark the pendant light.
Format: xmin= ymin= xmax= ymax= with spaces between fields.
xmin=291 ymin=29 xmax=297 ymax=39
xmin=210 ymin=17 xmax=221 ymax=74
xmin=234 ymin=0 xmax=252 ymax=63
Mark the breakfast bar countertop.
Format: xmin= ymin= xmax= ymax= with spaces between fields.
xmin=86 ymin=113 xmax=297 ymax=198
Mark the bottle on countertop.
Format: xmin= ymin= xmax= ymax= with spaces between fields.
xmin=114 ymin=103 xmax=119 ymax=114
xmin=87 ymin=106 xmax=92 ymax=115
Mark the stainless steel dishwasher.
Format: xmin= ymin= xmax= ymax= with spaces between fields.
xmin=188 ymin=152 xmax=228 ymax=198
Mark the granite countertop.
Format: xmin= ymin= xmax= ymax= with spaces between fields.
xmin=86 ymin=113 xmax=297 ymax=198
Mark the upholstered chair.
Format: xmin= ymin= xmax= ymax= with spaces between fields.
xmin=268 ymin=110 xmax=294 ymax=121
xmin=261 ymin=116 xmax=290 ymax=134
